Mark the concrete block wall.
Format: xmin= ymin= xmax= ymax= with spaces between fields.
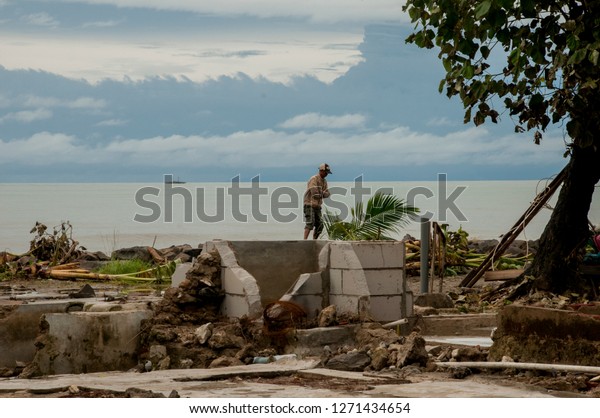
xmin=207 ymin=239 xmax=411 ymax=323
xmin=329 ymin=241 xmax=412 ymax=322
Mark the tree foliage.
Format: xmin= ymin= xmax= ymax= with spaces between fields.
xmin=404 ymin=0 xmax=600 ymax=149
xmin=403 ymin=1 xmax=600 ymax=293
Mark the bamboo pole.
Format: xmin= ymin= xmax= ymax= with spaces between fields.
xmin=459 ymin=166 xmax=568 ymax=288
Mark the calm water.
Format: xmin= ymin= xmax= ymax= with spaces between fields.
xmin=1 ymin=181 xmax=598 ymax=254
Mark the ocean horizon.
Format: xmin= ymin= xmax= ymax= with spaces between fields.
xmin=1 ymin=180 xmax=598 ymax=255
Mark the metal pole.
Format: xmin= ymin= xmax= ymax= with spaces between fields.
xmin=420 ymin=218 xmax=430 ymax=294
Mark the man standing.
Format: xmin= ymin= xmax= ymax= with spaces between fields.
xmin=303 ymin=163 xmax=332 ymax=239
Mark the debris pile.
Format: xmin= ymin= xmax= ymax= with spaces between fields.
xmin=0 ymin=222 xmax=200 ymax=284
xmin=404 ymin=227 xmax=536 ymax=277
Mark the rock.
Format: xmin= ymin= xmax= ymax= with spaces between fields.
xmin=159 ymin=244 xmax=199 ymax=262
xmin=195 ymin=323 xmax=214 ymax=345
xmin=427 ymin=345 xmax=443 ymax=357
xmin=451 ymin=347 xmax=487 ymax=362
xmin=369 ymin=346 xmax=390 ymax=371
xmin=69 ymin=284 xmax=96 ymax=299
xmin=451 ymin=367 xmax=472 ymax=379
xmin=157 ymin=356 xmax=171 ymax=370
xmin=208 ymin=327 xmax=245 ymax=350
xmin=68 ymin=385 xmax=80 ymax=394
xmin=209 ymin=356 xmax=244 ymax=368
xmin=111 ymin=246 xmax=154 ymax=262
xmin=326 ymin=351 xmax=371 ymax=372
xmin=148 ymin=344 xmax=168 ymax=363
xmin=169 ymin=390 xmax=180 ymax=398
xmin=468 ymin=239 xmax=499 ymax=254
xmin=356 ymin=323 xmax=402 ymax=350
xmin=413 ymin=306 xmax=439 ymax=316
xmin=318 ymin=305 xmax=337 ymax=327
xmin=179 ymin=358 xmax=193 ymax=369
xmin=414 ymin=293 xmax=454 ymax=309
xmin=76 ymin=251 xmax=110 ymax=261
xmin=125 ymin=388 xmax=166 ymax=398
xmin=394 ymin=332 xmax=429 ymax=368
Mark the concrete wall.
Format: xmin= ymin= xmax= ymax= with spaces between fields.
xmin=328 ymin=241 xmax=410 ymax=322
xmin=206 ymin=240 xmax=412 ymax=323
xmin=0 ymin=300 xmax=84 ymax=368
xmin=32 ymin=310 xmax=153 ymax=375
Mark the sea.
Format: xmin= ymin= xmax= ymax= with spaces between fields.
xmin=1 ymin=180 xmax=599 ymax=255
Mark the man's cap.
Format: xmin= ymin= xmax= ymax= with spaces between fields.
xmin=319 ymin=163 xmax=332 ymax=174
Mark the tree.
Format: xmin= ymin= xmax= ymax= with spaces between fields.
xmin=404 ymin=0 xmax=600 ymax=293
xmin=323 ymin=193 xmax=418 ymax=240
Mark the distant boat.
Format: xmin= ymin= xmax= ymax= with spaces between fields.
xmin=164 ymin=175 xmax=186 ymax=184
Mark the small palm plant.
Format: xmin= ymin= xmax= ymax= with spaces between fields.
xmin=323 ymin=192 xmax=419 ymax=240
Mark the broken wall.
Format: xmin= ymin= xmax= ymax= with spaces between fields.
xmin=206 ymin=240 xmax=412 ymax=323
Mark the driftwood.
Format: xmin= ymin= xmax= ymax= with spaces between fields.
xmin=484 ymin=269 xmax=524 ymax=281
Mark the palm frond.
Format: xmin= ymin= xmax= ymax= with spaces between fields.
xmin=324 ymin=192 xmax=419 ymax=241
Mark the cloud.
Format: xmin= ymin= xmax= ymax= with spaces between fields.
xmin=427 ymin=116 xmax=457 ymax=127
xmin=21 ymin=96 xmax=106 ymax=110
xmin=52 ymin=0 xmax=407 ymax=23
xmin=0 ymin=132 xmax=81 ymax=164
xmin=82 ymin=19 xmax=123 ymax=28
xmin=0 ymin=125 xmax=565 ymax=170
xmin=21 ymin=12 xmax=60 ymax=28
xmin=96 ymin=119 xmax=127 ymax=127
xmin=0 ymin=109 xmax=53 ymax=124
xmin=280 ymin=113 xmax=367 ymax=130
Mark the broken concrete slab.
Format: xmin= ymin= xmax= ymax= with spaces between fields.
xmin=24 ymin=309 xmax=153 ymax=376
xmin=0 ymin=360 xmax=560 ymax=398
xmin=489 ymin=305 xmax=600 ymax=366
xmin=0 ymin=300 xmax=84 ymax=368
xmin=412 ymin=313 xmax=497 ymax=337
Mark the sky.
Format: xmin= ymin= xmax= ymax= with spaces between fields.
xmin=0 ymin=0 xmax=570 ymax=182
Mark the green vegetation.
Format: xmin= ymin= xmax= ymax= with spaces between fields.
xmin=95 ymin=259 xmax=155 ymax=276
xmin=324 ymin=192 xmax=419 ymax=240
xmin=93 ymin=259 xmax=178 ymax=285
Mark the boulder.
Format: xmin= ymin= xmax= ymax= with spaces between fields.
xmin=394 ymin=332 xmax=428 ymax=367
xmin=326 ymin=351 xmax=371 ymax=372
xmin=111 ymin=246 xmax=153 ymax=262
xmin=195 ymin=323 xmax=214 ymax=345
xmin=369 ymin=346 xmax=390 ymax=371
xmin=209 ymin=356 xmax=244 ymax=368
xmin=414 ymin=293 xmax=454 ymax=309
xmin=318 ymin=305 xmax=337 ymax=327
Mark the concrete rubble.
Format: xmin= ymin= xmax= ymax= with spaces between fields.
xmin=1 ymin=240 xmax=600 ymax=397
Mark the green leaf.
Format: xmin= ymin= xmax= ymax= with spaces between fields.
xmin=480 ymin=45 xmax=491 ymax=59
xmin=568 ymin=48 xmax=588 ymax=65
xmin=475 ymin=1 xmax=492 ymax=20
xmin=589 ymin=49 xmax=600 ymax=66
xmin=462 ymin=63 xmax=475 ymax=79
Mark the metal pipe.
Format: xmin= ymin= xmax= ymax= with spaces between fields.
xmin=420 ymin=219 xmax=430 ymax=294
xmin=436 ymin=361 xmax=600 ymax=375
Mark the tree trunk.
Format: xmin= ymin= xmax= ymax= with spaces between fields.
xmin=528 ymin=144 xmax=600 ymax=292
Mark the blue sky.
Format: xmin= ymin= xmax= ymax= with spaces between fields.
xmin=0 ymin=0 xmax=568 ymax=182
